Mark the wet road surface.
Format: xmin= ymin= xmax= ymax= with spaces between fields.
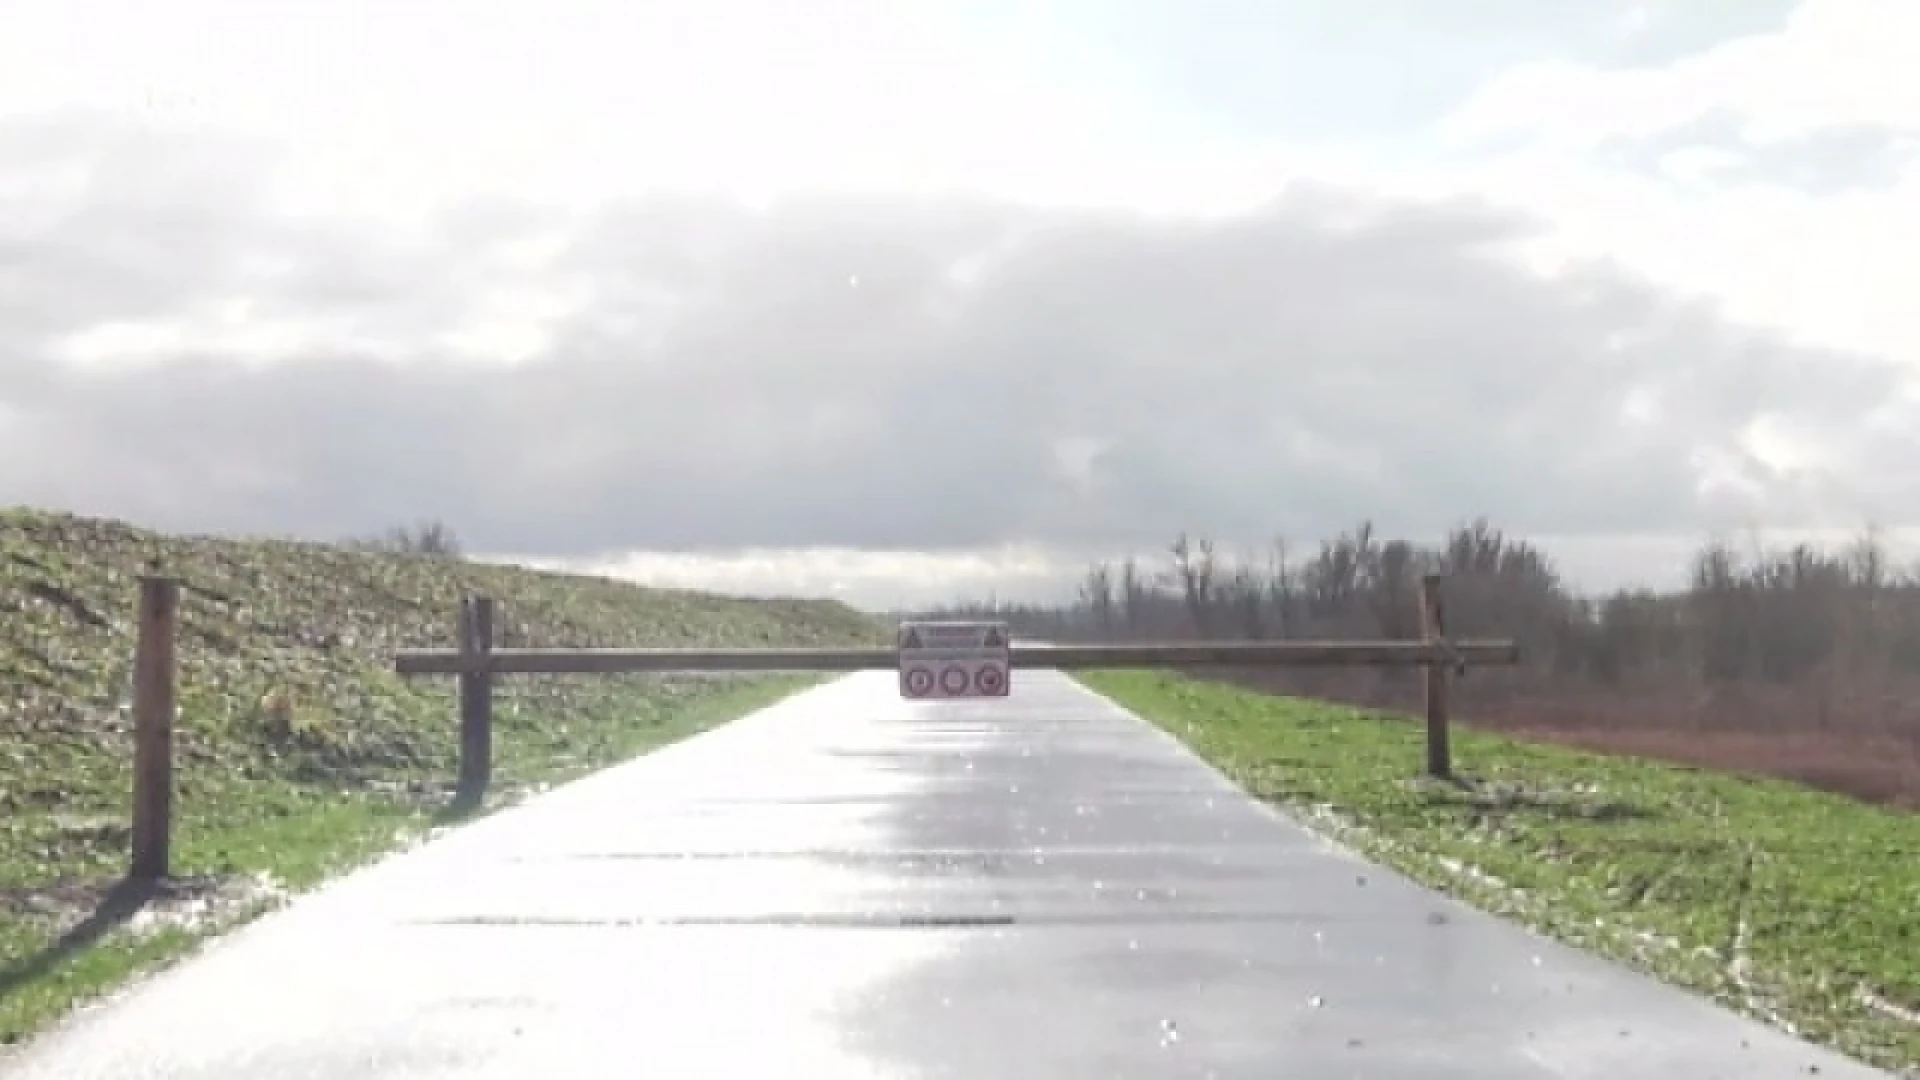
xmin=1 ymin=671 xmax=1893 ymax=1078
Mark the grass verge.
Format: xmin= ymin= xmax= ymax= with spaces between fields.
xmin=0 ymin=508 xmax=882 ymax=1045
xmin=1079 ymin=670 xmax=1920 ymax=1074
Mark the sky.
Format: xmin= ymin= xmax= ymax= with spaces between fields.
xmin=3 ymin=0 xmax=1918 ymax=609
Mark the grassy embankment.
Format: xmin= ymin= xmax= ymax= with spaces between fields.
xmin=0 ymin=509 xmax=884 ymax=1044
xmin=1081 ymin=671 xmax=1920 ymax=1074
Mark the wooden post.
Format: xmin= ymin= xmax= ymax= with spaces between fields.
xmin=454 ymin=594 xmax=495 ymax=808
xmin=1419 ymin=573 xmax=1451 ymax=779
xmin=130 ymin=576 xmax=180 ymax=880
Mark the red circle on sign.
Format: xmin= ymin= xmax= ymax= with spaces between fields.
xmin=939 ymin=665 xmax=970 ymax=694
xmin=903 ymin=666 xmax=934 ymax=697
xmin=974 ymin=664 xmax=1006 ymax=695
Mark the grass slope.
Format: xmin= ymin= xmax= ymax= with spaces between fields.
xmin=0 ymin=508 xmax=884 ymax=1044
xmin=1080 ymin=671 xmax=1920 ymax=1074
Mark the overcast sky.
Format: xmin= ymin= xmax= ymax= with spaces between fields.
xmin=3 ymin=0 xmax=1918 ymax=608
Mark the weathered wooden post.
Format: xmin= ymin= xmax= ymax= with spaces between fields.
xmin=130 ymin=575 xmax=180 ymax=880
xmin=454 ymin=594 xmax=495 ymax=808
xmin=1419 ymin=573 xmax=1452 ymax=779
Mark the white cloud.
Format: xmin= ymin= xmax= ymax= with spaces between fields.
xmin=1443 ymin=0 xmax=1920 ymax=147
xmin=1414 ymin=0 xmax=1920 ymax=362
xmin=0 ymin=0 xmax=1225 ymax=217
xmin=502 ymin=545 xmax=1086 ymax=612
xmin=6 ymin=0 xmax=1920 ymax=608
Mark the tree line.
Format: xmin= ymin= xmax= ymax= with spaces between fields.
xmin=915 ymin=520 xmax=1920 ymax=805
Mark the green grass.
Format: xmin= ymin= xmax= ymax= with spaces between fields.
xmin=1080 ymin=670 xmax=1920 ymax=1074
xmin=0 ymin=508 xmax=884 ymax=1044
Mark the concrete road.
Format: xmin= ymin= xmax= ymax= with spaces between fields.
xmin=1 ymin=672 xmax=1892 ymax=1079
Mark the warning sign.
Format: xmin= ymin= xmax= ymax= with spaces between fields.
xmin=897 ymin=619 xmax=1011 ymax=700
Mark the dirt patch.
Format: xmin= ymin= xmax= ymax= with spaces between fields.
xmin=1190 ymin=669 xmax=1920 ymax=811
xmin=0 ymin=873 xmax=287 ymax=938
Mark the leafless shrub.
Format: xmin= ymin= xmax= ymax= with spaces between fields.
xmin=344 ymin=520 xmax=465 ymax=558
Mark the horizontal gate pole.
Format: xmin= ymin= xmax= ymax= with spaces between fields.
xmin=393 ymin=639 xmax=1520 ymax=676
xmin=397 ymin=646 xmax=893 ymax=675
xmin=1016 ymin=641 xmax=1517 ymax=670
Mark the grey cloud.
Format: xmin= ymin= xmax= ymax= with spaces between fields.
xmin=2 ymin=113 xmax=1916 ymax=560
xmin=0 ymin=114 xmax=272 ymax=345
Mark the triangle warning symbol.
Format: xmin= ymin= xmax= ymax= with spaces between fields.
xmin=900 ymin=627 xmax=924 ymax=650
xmin=983 ymin=626 xmax=1006 ymax=649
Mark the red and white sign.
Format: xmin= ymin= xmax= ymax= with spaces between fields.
xmin=901 ymin=666 xmax=935 ymax=697
xmin=897 ymin=620 xmax=1011 ymax=700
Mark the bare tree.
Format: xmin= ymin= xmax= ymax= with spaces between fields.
xmin=1119 ymin=557 xmax=1147 ymax=639
xmin=1079 ymin=562 xmax=1116 ymax=638
xmin=1169 ymin=532 xmax=1218 ymax=637
xmin=347 ymin=520 xmax=464 ymax=558
xmin=1268 ymin=537 xmax=1295 ymax=638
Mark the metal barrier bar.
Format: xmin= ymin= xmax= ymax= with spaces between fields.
xmin=393 ymin=638 xmax=1520 ymax=676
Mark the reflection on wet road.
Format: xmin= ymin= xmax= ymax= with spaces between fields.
xmin=0 ymin=671 xmax=1892 ymax=1078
